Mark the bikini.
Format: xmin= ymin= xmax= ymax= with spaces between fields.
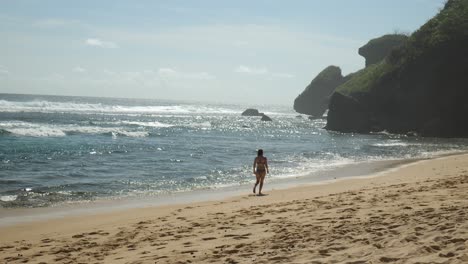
xmin=255 ymin=158 xmax=267 ymax=173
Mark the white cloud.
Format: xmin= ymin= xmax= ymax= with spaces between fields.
xmin=0 ymin=65 xmax=10 ymax=76
xmin=233 ymin=40 xmax=249 ymax=47
xmin=85 ymin=38 xmax=118 ymax=48
xmin=235 ymin=65 xmax=268 ymax=75
xmin=157 ymin=68 xmax=215 ymax=80
xmin=33 ymin=19 xmax=68 ymax=28
xmin=272 ymin=73 xmax=295 ymax=78
xmin=103 ymin=69 xmax=116 ymax=76
xmin=235 ymin=65 xmax=293 ymax=79
xmin=185 ymin=72 xmax=215 ymax=80
xmin=158 ymin=68 xmax=177 ymax=76
xmin=72 ymin=66 xmax=86 ymax=73
xmin=32 ymin=18 xmax=89 ymax=29
xmin=39 ymin=73 xmax=65 ymax=82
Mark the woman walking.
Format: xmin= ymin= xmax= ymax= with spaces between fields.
xmin=253 ymin=149 xmax=269 ymax=195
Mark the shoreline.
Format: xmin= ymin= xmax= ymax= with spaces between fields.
xmin=0 ymin=155 xmax=421 ymax=227
xmin=1 ymin=153 xmax=468 ymax=263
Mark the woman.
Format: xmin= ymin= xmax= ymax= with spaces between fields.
xmin=253 ymin=149 xmax=269 ymax=195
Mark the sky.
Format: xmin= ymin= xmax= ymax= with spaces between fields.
xmin=0 ymin=0 xmax=446 ymax=105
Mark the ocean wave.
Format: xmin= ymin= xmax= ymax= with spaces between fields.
xmin=0 ymin=129 xmax=12 ymax=135
xmin=0 ymin=121 xmax=149 ymax=137
xmin=371 ymin=141 xmax=412 ymax=147
xmin=0 ymin=99 xmax=239 ymax=115
xmin=120 ymin=121 xmax=174 ymax=128
xmin=272 ymin=152 xmax=356 ymax=179
xmin=0 ymin=195 xmax=17 ymax=202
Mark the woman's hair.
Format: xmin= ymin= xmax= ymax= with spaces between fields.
xmin=257 ymin=149 xmax=263 ymax=157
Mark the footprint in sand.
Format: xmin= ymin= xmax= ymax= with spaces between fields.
xmin=202 ymin=237 xmax=217 ymax=241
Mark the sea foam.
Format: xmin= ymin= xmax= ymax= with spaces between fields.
xmin=0 ymin=100 xmax=238 ymax=115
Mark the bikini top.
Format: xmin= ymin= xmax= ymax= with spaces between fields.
xmin=256 ymin=157 xmax=267 ymax=169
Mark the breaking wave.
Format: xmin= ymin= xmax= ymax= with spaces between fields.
xmin=0 ymin=100 xmax=239 ymax=115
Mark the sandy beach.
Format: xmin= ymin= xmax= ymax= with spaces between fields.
xmin=1 ymin=154 xmax=468 ymax=264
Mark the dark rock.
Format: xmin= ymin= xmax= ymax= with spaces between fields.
xmin=359 ymin=34 xmax=408 ymax=67
xmin=241 ymin=108 xmax=263 ymax=116
xmin=294 ymin=66 xmax=350 ymax=117
xmin=308 ymin=115 xmax=324 ymax=120
xmin=327 ymin=0 xmax=468 ymax=138
xmin=261 ymin=114 xmax=272 ymax=121
xmin=296 ymin=115 xmax=303 ymax=118
xmin=325 ymin=93 xmax=373 ymax=133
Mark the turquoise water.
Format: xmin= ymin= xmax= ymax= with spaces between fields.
xmin=1 ymin=93 xmax=467 ymax=208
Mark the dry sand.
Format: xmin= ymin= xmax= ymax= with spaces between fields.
xmin=1 ymin=154 xmax=468 ymax=263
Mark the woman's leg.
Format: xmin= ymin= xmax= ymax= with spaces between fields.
xmin=253 ymin=173 xmax=260 ymax=193
xmin=258 ymin=172 xmax=266 ymax=195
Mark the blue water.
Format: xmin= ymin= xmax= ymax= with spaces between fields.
xmin=1 ymin=93 xmax=467 ymax=208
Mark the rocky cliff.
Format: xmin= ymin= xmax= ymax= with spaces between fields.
xmin=326 ymin=0 xmax=468 ymax=137
xmin=294 ymin=35 xmax=407 ymax=118
xmin=293 ymin=66 xmax=349 ymax=117
xmin=359 ymin=34 xmax=408 ymax=67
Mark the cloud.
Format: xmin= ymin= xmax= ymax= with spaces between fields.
xmin=157 ymin=68 xmax=215 ymax=80
xmin=72 ymin=66 xmax=86 ymax=73
xmin=272 ymin=73 xmax=294 ymax=78
xmin=33 ymin=18 xmax=69 ymax=28
xmin=31 ymin=18 xmax=91 ymax=30
xmin=233 ymin=40 xmax=249 ymax=47
xmin=235 ymin=65 xmax=293 ymax=78
xmin=185 ymin=72 xmax=216 ymax=80
xmin=0 ymin=65 xmax=10 ymax=76
xmin=85 ymin=38 xmax=118 ymax=48
xmin=39 ymin=73 xmax=65 ymax=82
xmin=103 ymin=69 xmax=116 ymax=76
xmin=235 ymin=65 xmax=268 ymax=75
xmin=158 ymin=68 xmax=177 ymax=76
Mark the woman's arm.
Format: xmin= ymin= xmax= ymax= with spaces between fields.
xmin=265 ymin=158 xmax=269 ymax=174
xmin=253 ymin=157 xmax=257 ymax=174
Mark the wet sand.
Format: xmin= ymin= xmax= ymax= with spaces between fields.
xmin=1 ymin=154 xmax=467 ymax=263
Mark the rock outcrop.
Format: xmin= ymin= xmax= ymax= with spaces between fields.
xmin=359 ymin=34 xmax=408 ymax=67
xmin=293 ymin=34 xmax=407 ymax=119
xmin=241 ymin=109 xmax=263 ymax=116
xmin=293 ymin=66 xmax=350 ymax=117
xmin=261 ymin=114 xmax=272 ymax=121
xmin=325 ymin=93 xmax=373 ymax=133
xmin=326 ymin=0 xmax=468 ymax=138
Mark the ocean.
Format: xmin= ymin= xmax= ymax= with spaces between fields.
xmin=1 ymin=93 xmax=467 ymax=209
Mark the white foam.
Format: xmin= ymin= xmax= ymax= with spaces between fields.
xmin=372 ymin=141 xmax=411 ymax=147
xmin=189 ymin=121 xmax=211 ymax=128
xmin=0 ymin=100 xmax=239 ymax=115
xmin=0 ymin=121 xmax=148 ymax=137
xmin=121 ymin=121 xmax=174 ymax=128
xmin=272 ymin=153 xmax=355 ymax=179
xmin=0 ymin=195 xmax=17 ymax=202
xmin=3 ymin=121 xmax=68 ymax=137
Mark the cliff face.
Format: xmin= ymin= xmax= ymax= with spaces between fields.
xmin=293 ymin=66 xmax=348 ymax=117
xmin=359 ymin=35 xmax=408 ymax=67
xmin=294 ymin=35 xmax=407 ymax=118
xmin=326 ymin=0 xmax=468 ymax=137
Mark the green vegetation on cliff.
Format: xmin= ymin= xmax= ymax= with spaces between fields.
xmin=329 ymin=0 xmax=468 ymax=137
xmin=359 ymin=34 xmax=408 ymax=66
xmin=336 ymin=61 xmax=393 ymax=95
xmin=337 ymin=0 xmax=468 ymax=96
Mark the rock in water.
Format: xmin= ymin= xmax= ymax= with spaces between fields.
xmin=241 ymin=108 xmax=263 ymax=116
xmin=261 ymin=114 xmax=272 ymax=121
